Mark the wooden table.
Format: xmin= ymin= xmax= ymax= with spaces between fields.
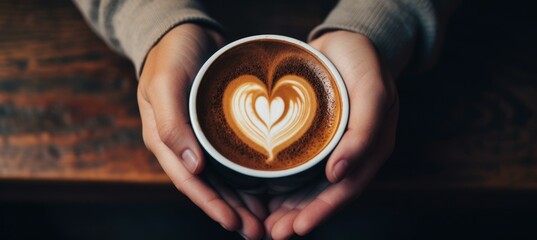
xmin=1 ymin=0 xmax=537 ymax=207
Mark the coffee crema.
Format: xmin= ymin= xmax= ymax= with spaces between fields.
xmin=197 ymin=40 xmax=342 ymax=170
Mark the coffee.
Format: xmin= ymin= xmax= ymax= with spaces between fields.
xmin=196 ymin=39 xmax=343 ymax=171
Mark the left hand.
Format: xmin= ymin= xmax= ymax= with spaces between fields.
xmin=264 ymin=31 xmax=400 ymax=239
xmin=137 ymin=24 xmax=266 ymax=239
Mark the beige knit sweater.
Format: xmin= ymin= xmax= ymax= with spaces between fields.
xmin=73 ymin=0 xmax=451 ymax=76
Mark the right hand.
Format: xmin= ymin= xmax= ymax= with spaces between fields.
xmin=264 ymin=31 xmax=399 ymax=239
xmin=137 ymin=23 xmax=265 ymax=239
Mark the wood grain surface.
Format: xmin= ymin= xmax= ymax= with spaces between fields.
xmin=1 ymin=0 xmax=537 ymax=200
xmin=0 ymin=0 xmax=166 ymax=183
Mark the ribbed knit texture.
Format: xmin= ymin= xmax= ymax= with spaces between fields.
xmin=309 ymin=0 xmax=439 ymax=74
xmin=73 ymin=0 xmax=221 ymax=75
xmin=73 ymin=0 xmax=446 ymax=76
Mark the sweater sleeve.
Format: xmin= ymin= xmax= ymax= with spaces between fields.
xmin=72 ymin=0 xmax=221 ymax=75
xmin=309 ymin=0 xmax=453 ymax=75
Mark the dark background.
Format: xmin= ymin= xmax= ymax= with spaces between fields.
xmin=2 ymin=0 xmax=537 ymax=239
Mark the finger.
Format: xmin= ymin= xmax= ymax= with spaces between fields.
xmin=293 ymin=154 xmax=383 ymax=236
xmin=264 ymin=205 xmax=292 ymax=238
xmin=236 ymin=208 xmax=264 ymax=240
xmin=154 ymin=140 xmax=240 ymax=231
xmin=271 ymin=210 xmax=300 ymax=240
xmin=207 ymin=175 xmax=265 ymax=239
xmin=152 ymin=139 xmax=240 ymax=231
xmin=265 ymin=195 xmax=287 ymax=236
xmin=138 ymin=98 xmax=240 ymax=231
xmin=265 ymin=180 xmax=327 ymax=236
xmin=267 ymin=189 xmax=310 ymax=233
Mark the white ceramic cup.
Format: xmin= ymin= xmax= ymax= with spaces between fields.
xmin=189 ymin=35 xmax=349 ymax=193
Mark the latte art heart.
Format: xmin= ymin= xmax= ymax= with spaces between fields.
xmin=223 ymin=74 xmax=317 ymax=162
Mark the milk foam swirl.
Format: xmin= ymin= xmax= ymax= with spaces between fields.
xmin=223 ymin=74 xmax=317 ymax=162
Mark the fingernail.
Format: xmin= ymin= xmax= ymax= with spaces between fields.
xmin=181 ymin=149 xmax=199 ymax=173
xmin=332 ymin=159 xmax=348 ymax=182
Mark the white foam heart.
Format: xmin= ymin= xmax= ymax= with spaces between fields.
xmin=223 ymin=74 xmax=317 ymax=162
xmin=255 ymin=96 xmax=284 ymax=132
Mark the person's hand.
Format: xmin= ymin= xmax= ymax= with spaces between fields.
xmin=264 ymin=31 xmax=400 ymax=239
xmin=137 ymin=23 xmax=265 ymax=239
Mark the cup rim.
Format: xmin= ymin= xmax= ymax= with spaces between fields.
xmin=189 ymin=34 xmax=349 ymax=178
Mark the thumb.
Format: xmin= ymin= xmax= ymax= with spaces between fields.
xmin=310 ymin=31 xmax=396 ymax=183
xmin=140 ymin=75 xmax=206 ymax=175
xmin=324 ymin=61 xmax=393 ymax=183
xmin=148 ymin=72 xmax=205 ymax=174
xmin=326 ymin=126 xmax=377 ymax=183
xmin=325 ymin=77 xmax=398 ymax=183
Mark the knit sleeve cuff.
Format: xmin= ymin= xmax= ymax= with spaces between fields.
xmin=113 ymin=1 xmax=222 ymax=75
xmin=309 ymin=0 xmax=437 ymax=74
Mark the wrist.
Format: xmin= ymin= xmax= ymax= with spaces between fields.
xmin=312 ymin=30 xmax=406 ymax=79
xmin=310 ymin=30 xmax=394 ymax=81
xmin=141 ymin=23 xmax=225 ymax=77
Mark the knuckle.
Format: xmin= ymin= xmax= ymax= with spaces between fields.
xmin=143 ymin=73 xmax=172 ymax=96
xmin=157 ymin=120 xmax=181 ymax=148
